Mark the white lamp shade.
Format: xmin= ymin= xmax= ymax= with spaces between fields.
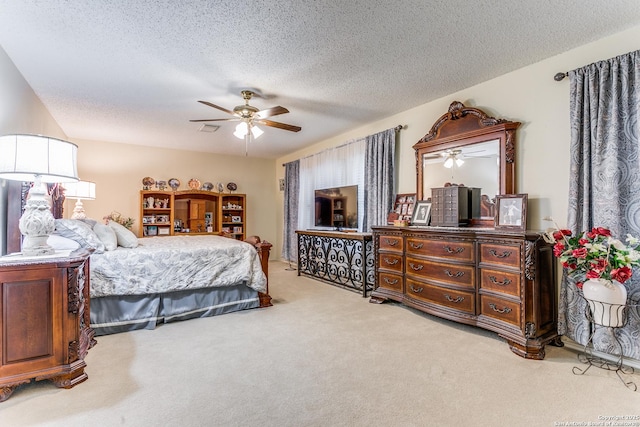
xmin=443 ymin=157 xmax=454 ymax=168
xmin=233 ymin=122 xmax=264 ymax=140
xmin=234 ymin=122 xmax=248 ymax=139
xmin=0 ymin=134 xmax=78 ymax=183
xmin=251 ymin=125 xmax=264 ymax=139
xmin=64 ymin=180 xmax=96 ymax=200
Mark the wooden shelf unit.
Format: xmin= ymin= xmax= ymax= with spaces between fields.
xmin=140 ymin=190 xmax=246 ymax=240
xmin=140 ymin=190 xmax=174 ymax=237
xmin=219 ymin=194 xmax=246 ymax=240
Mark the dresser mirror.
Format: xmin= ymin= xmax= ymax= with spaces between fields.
xmin=413 ymin=101 xmax=521 ymax=226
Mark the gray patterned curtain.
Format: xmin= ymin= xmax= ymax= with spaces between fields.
xmin=563 ymin=50 xmax=640 ymax=359
xmin=363 ymin=128 xmax=396 ymax=232
xmin=282 ymin=160 xmax=300 ymax=263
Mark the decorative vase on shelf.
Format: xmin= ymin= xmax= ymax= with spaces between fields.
xmin=582 ymin=278 xmax=628 ymax=327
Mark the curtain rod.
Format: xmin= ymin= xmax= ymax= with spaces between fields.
xmin=554 ymin=72 xmax=568 ymax=81
xmin=282 ymin=125 xmax=405 ymax=167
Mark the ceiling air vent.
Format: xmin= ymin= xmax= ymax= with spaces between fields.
xmin=198 ymin=124 xmax=219 ymax=133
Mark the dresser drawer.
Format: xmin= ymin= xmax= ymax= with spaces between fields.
xmin=406 ymin=278 xmax=475 ymax=314
xmin=480 ymin=295 xmax=521 ymax=327
xmin=479 ymin=242 xmax=521 ymax=268
xmin=378 ymin=235 xmax=403 ymax=253
xmin=406 ymin=257 xmax=475 ymax=288
xmin=406 ymin=238 xmax=474 ymax=262
xmin=377 ymin=272 xmax=403 ymax=292
xmin=378 ymin=252 xmax=403 ymax=272
xmin=480 ymin=268 xmax=521 ymax=298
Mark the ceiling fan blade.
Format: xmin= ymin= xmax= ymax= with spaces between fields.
xmin=258 ymin=119 xmax=301 ymax=132
xmin=256 ymin=106 xmax=289 ymax=119
xmin=189 ymin=118 xmax=239 ymax=122
xmin=198 ymin=100 xmax=235 ymax=115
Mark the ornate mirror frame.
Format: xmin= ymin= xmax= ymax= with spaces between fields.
xmin=413 ymin=101 xmax=521 ymax=224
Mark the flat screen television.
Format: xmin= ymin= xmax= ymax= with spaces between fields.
xmin=314 ymin=185 xmax=358 ymax=230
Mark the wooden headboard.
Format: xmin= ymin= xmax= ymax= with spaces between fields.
xmin=6 ymin=182 xmax=65 ymax=254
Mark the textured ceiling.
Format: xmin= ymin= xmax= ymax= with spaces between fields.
xmin=0 ymin=1 xmax=639 ymax=158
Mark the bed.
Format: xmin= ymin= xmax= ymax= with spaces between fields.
xmin=88 ymin=234 xmax=271 ymax=335
xmin=6 ymin=181 xmax=273 ymax=336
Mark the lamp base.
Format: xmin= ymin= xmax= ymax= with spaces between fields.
xmin=18 ymin=181 xmax=55 ymax=256
xmin=71 ymin=199 xmax=86 ymax=220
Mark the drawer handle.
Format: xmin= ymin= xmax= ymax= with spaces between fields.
xmin=409 ymin=284 xmax=424 ymax=293
xmin=489 ymin=275 xmax=512 ymax=286
xmin=384 ymin=238 xmax=398 ymax=246
xmin=489 ymin=249 xmax=512 ymax=259
xmin=383 ymin=277 xmax=398 ymax=285
xmin=489 ymin=303 xmax=512 ymax=314
xmin=409 ymin=242 xmax=424 ymax=249
xmin=444 ymin=269 xmax=464 ymax=278
xmin=383 ymin=258 xmax=399 ymax=265
xmin=409 ymin=263 xmax=423 ymax=271
xmin=443 ymin=246 xmax=464 ymax=254
xmin=444 ymin=294 xmax=464 ymax=303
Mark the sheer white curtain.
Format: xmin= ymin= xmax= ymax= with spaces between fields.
xmin=298 ymin=137 xmax=366 ymax=231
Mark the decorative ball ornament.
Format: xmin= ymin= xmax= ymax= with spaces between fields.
xmin=227 ymin=182 xmax=237 ymax=192
xmin=142 ymin=177 xmax=155 ymax=190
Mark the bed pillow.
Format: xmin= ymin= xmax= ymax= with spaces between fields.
xmin=47 ymin=234 xmax=81 ymax=251
xmin=93 ymin=223 xmax=118 ymax=251
xmin=78 ymin=218 xmax=98 ymax=228
xmin=53 ymin=219 xmax=105 ymax=254
xmin=108 ymin=220 xmax=138 ymax=248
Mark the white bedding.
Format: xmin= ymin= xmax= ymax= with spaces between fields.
xmin=89 ymin=235 xmax=267 ymax=298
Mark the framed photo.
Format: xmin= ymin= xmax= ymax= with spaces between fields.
xmin=231 ymin=215 xmax=242 ymax=223
xmin=411 ymin=200 xmax=431 ymax=226
xmin=158 ymin=227 xmax=170 ymax=235
xmin=495 ymin=194 xmax=528 ymax=231
xmin=155 ymin=214 xmax=169 ymax=224
xmin=147 ymin=225 xmax=158 ymax=236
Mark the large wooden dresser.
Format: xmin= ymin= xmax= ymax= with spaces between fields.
xmin=0 ymin=250 xmax=95 ymax=402
xmin=371 ymin=226 xmax=561 ymax=359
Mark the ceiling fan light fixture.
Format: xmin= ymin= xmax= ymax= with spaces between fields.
xmin=455 ymin=157 xmax=464 ymax=167
xmin=251 ymin=124 xmax=264 ymax=139
xmin=443 ymin=157 xmax=454 ymax=168
xmin=234 ymin=122 xmax=249 ymax=139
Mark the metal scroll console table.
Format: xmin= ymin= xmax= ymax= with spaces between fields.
xmin=296 ymin=230 xmax=375 ymax=297
xmin=572 ymin=293 xmax=640 ymax=391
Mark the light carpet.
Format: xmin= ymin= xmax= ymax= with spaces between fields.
xmin=1 ymin=261 xmax=639 ymax=427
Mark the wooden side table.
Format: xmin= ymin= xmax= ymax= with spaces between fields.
xmin=0 ymin=249 xmax=95 ymax=402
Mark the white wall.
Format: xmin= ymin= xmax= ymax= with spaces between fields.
xmin=275 ymin=25 xmax=640 ymax=259
xmin=0 ymin=46 xmax=67 ymax=254
xmin=68 ymin=138 xmax=277 ymax=244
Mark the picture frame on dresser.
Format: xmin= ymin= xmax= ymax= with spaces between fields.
xmin=495 ymin=194 xmax=527 ymax=231
xmin=411 ymin=201 xmax=431 ymax=226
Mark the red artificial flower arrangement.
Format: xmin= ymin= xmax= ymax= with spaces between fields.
xmin=543 ymin=221 xmax=640 ymax=289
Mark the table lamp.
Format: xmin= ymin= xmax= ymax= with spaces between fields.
xmin=63 ymin=180 xmax=96 ymax=219
xmin=0 ymin=134 xmax=78 ymax=256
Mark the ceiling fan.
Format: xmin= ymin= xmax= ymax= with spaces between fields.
xmin=441 ymin=149 xmax=463 ymax=168
xmin=190 ymin=90 xmax=301 ymax=141
xmin=424 ymin=148 xmax=494 ymax=167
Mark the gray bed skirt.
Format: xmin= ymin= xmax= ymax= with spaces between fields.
xmin=90 ymin=284 xmax=261 ymax=336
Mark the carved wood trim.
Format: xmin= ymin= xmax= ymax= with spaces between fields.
xmin=68 ymin=266 xmax=81 ymax=314
xmin=68 ymin=340 xmax=79 ymax=362
xmin=525 ymin=241 xmax=536 ymax=280
xmin=419 ymin=101 xmax=508 ymax=143
xmin=413 ymin=101 xmax=521 ymax=200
